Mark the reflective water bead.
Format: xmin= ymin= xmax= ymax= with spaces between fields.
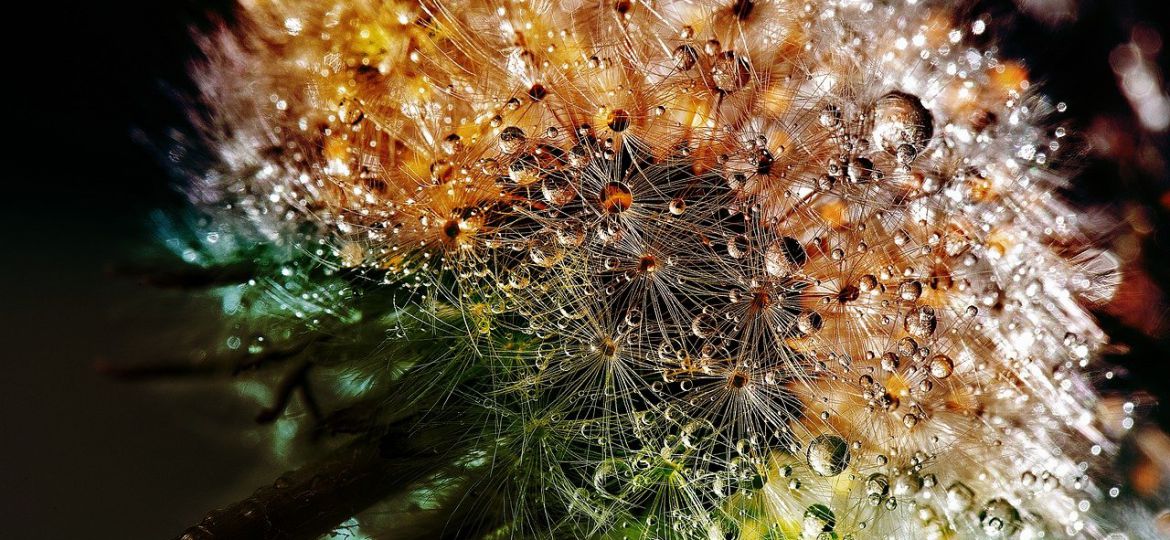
xmin=946 ymin=482 xmax=975 ymax=512
xmin=905 ymin=306 xmax=938 ymax=337
xmin=929 ymin=354 xmax=954 ymax=378
xmin=872 ymin=91 xmax=934 ymax=155
xmin=979 ymin=498 xmax=1022 ymax=538
xmin=865 ymin=473 xmax=890 ymax=499
xmin=801 ymin=504 xmax=836 ymax=540
xmin=498 ymin=126 xmax=526 ymax=153
xmin=806 ymin=434 xmax=851 ymax=476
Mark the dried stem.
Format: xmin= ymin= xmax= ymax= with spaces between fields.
xmin=174 ymin=424 xmax=459 ymax=540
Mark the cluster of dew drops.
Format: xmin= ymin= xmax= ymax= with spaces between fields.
xmin=190 ymin=1 xmax=1129 ymax=538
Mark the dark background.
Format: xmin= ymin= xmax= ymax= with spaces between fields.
xmin=2 ymin=1 xmax=1169 ymax=538
xmin=2 ymin=2 xmax=288 ymax=538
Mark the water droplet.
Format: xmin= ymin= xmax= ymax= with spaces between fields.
xmin=847 ymin=157 xmax=875 ymax=183
xmin=896 ymin=143 xmax=918 ymax=164
xmin=625 ymin=307 xmax=643 ymax=327
xmin=568 ymin=144 xmax=590 ymax=168
xmin=820 ymin=105 xmax=842 ymax=128
xmin=858 ymin=274 xmax=879 ymax=293
xmin=904 ymin=305 xmax=937 ymax=338
xmin=529 ymin=239 xmax=560 ymax=267
xmin=946 ymin=482 xmax=975 ymax=512
xmin=542 ymin=172 xmax=577 ymax=206
xmin=894 ymin=473 xmax=922 ymax=496
xmin=806 ymin=434 xmax=851 ymax=477
xmin=872 ymin=91 xmax=934 ymax=155
xmin=711 ymin=51 xmax=751 ymax=93
xmin=866 ymin=473 xmax=890 ymax=499
xmin=797 ymin=311 xmax=824 ymax=335
xmin=682 ymin=419 xmax=714 ymax=448
xmin=929 ymin=355 xmax=954 ymax=378
xmin=593 ymin=459 xmax=630 ymax=496
xmin=881 ymin=352 xmax=900 ymax=372
xmin=673 ymin=44 xmax=699 ymax=70
xmin=692 ymin=313 xmax=718 ymax=338
xmin=898 ymin=280 xmax=922 ymax=301
xmin=608 ymin=109 xmax=631 ymax=132
xmin=727 ymin=235 xmax=750 ymax=259
xmin=556 ymin=221 xmax=587 ymax=246
xmin=802 ymin=504 xmax=836 ymax=540
xmin=979 ymin=498 xmax=1022 ymax=538
xmin=765 ymin=237 xmax=806 ymax=277
xmin=441 ymin=133 xmax=463 ymax=155
xmin=897 ymin=337 xmax=919 ymax=356
xmin=509 ymin=154 xmax=541 ymax=185
xmin=499 ymin=126 xmax=526 ymax=153
xmin=599 ymin=181 xmax=633 ymax=214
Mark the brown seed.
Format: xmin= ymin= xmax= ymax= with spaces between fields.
xmin=638 ymin=254 xmax=659 ymax=273
xmin=442 ymin=219 xmax=462 ymax=240
xmin=608 ymin=109 xmax=631 ymax=132
xmin=837 ymin=285 xmax=860 ymax=304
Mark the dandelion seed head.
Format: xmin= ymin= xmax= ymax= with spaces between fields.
xmin=176 ymin=0 xmax=1141 ymax=537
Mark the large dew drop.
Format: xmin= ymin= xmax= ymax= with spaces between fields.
xmin=599 ymin=182 xmax=633 ymax=214
xmin=871 ymin=91 xmax=934 ymax=155
xmin=806 ymin=434 xmax=851 ymax=477
xmin=498 ymin=125 xmax=527 ymax=153
xmin=929 ymin=354 xmax=954 ymax=379
xmin=765 ymin=237 xmax=806 ymax=277
xmin=593 ymin=459 xmax=630 ymax=496
xmin=692 ymin=313 xmax=718 ymax=338
xmin=711 ymin=51 xmax=751 ymax=93
xmin=978 ymin=498 xmax=1022 ymax=538
xmin=904 ymin=305 xmax=938 ymax=338
xmin=541 ymin=172 xmax=576 ymax=206
xmin=801 ymin=504 xmax=836 ymax=540
xmin=946 ymin=482 xmax=975 ymax=512
xmin=865 ymin=473 xmax=890 ymax=503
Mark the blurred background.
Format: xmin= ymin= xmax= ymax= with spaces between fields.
xmin=2 ymin=0 xmax=1169 ymax=537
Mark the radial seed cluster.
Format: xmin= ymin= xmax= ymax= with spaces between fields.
xmin=181 ymin=0 xmax=1127 ymax=538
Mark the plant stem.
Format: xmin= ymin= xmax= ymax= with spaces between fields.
xmin=173 ymin=428 xmax=456 ymax=540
